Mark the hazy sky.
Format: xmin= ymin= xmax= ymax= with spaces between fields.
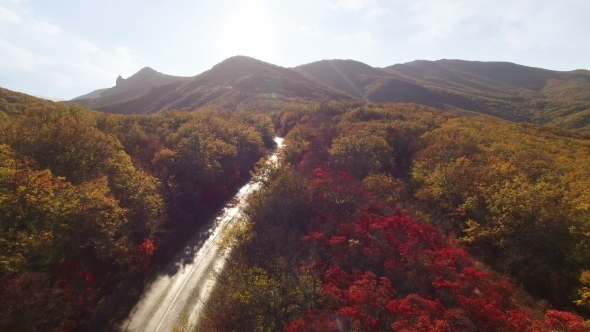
xmin=1 ymin=0 xmax=589 ymax=99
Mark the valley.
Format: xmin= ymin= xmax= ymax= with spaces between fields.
xmin=1 ymin=56 xmax=590 ymax=331
xmin=121 ymin=138 xmax=283 ymax=332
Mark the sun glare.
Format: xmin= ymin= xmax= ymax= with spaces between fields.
xmin=218 ymin=1 xmax=276 ymax=61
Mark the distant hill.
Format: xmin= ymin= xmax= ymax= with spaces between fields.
xmin=70 ymin=67 xmax=190 ymax=109
xmin=1 ymin=87 xmax=54 ymax=115
xmin=71 ymin=56 xmax=355 ymax=114
xmin=33 ymin=95 xmax=65 ymax=102
xmin=296 ymin=59 xmax=590 ymax=133
xmin=67 ymin=57 xmax=590 ymax=133
xmin=389 ymin=60 xmax=590 ymax=96
xmin=71 ymin=88 xmax=107 ymax=100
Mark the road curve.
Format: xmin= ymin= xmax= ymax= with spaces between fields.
xmin=120 ymin=137 xmax=284 ymax=332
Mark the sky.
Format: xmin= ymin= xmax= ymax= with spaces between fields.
xmin=1 ymin=0 xmax=589 ymax=100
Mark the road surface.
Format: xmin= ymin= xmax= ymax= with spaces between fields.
xmin=120 ymin=137 xmax=284 ymax=332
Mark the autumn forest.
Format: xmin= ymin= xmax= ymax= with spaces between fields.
xmin=2 ymin=56 xmax=590 ymax=331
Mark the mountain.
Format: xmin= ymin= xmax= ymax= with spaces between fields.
xmin=295 ymin=59 xmax=590 ymax=133
xmin=4 ymin=62 xmax=590 ymax=331
xmin=71 ymin=67 xmax=190 ymax=109
xmin=387 ymin=59 xmax=590 ymax=98
xmin=70 ymin=56 xmax=355 ymax=115
xmin=292 ymin=59 xmax=388 ymax=98
xmin=71 ymin=88 xmax=107 ymax=100
xmin=78 ymin=56 xmax=354 ymax=113
xmin=69 ymin=56 xmax=590 ymax=133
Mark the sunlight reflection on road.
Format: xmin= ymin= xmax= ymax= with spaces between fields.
xmin=120 ymin=137 xmax=283 ymax=332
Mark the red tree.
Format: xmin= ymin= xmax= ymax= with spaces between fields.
xmin=287 ymin=168 xmax=588 ymax=332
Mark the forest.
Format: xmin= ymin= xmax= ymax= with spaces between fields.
xmin=201 ymin=102 xmax=590 ymax=331
xmin=0 ymin=88 xmax=274 ymax=331
xmin=2 ymin=61 xmax=590 ymax=331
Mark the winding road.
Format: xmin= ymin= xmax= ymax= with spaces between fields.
xmin=120 ymin=137 xmax=284 ymax=332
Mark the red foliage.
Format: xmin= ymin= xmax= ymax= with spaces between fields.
xmin=286 ymin=168 xmax=589 ymax=332
xmin=295 ymin=133 xmax=332 ymax=172
xmin=137 ymin=238 xmax=156 ymax=273
xmin=56 ymin=259 xmax=95 ymax=306
xmin=308 ymin=166 xmax=382 ymax=227
xmin=201 ymin=184 xmax=229 ymax=206
xmin=285 ymin=310 xmax=333 ymax=332
xmin=545 ymin=310 xmax=589 ymax=332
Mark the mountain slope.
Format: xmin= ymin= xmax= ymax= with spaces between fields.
xmin=71 ymin=88 xmax=107 ymax=101
xmin=1 ymin=87 xmax=57 ymax=116
xmin=295 ymin=59 xmax=590 ymax=133
xmin=69 ymin=57 xmax=590 ymax=133
xmin=294 ymin=59 xmax=390 ymax=98
xmin=72 ymin=57 xmax=356 ymax=115
xmin=384 ymin=59 xmax=590 ymax=105
xmin=71 ymin=67 xmax=190 ymax=109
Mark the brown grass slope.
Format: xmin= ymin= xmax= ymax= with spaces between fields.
xmin=296 ymin=59 xmax=590 ymax=133
xmin=68 ymin=56 xmax=590 ymax=132
xmin=70 ymin=67 xmax=190 ymax=108
xmin=74 ymin=56 xmax=356 ymax=115
xmin=71 ymin=88 xmax=107 ymax=101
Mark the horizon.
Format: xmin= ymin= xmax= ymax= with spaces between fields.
xmin=10 ymin=55 xmax=590 ymax=101
xmin=1 ymin=0 xmax=589 ymax=100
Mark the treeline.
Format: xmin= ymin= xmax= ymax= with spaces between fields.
xmin=412 ymin=116 xmax=590 ymax=309
xmin=3 ymin=86 xmax=590 ymax=330
xmin=201 ymin=102 xmax=590 ymax=331
xmin=0 ymin=88 xmax=273 ymax=331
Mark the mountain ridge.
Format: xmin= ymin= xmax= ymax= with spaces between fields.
xmin=71 ymin=56 xmax=356 ymax=114
xmin=60 ymin=56 xmax=590 ymax=134
xmin=295 ymin=58 xmax=590 ymax=132
xmin=71 ymin=66 xmax=191 ymax=108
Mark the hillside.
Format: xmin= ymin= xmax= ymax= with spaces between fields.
xmin=71 ymin=56 xmax=355 ymax=115
xmin=71 ymin=88 xmax=107 ymax=100
xmin=69 ymin=57 xmax=590 ymax=133
xmin=1 ymin=87 xmax=56 ymax=115
xmin=389 ymin=60 xmax=590 ymax=99
xmin=295 ymin=59 xmax=590 ymax=133
xmin=0 ymin=87 xmax=275 ymax=331
xmin=3 ymin=84 xmax=590 ymax=331
xmin=71 ymin=67 xmax=190 ymax=109
xmin=201 ymin=102 xmax=590 ymax=331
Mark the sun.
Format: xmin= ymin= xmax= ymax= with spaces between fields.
xmin=218 ymin=1 xmax=277 ymax=61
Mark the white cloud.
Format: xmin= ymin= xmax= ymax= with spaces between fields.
xmin=365 ymin=6 xmax=389 ymax=18
xmin=325 ymin=0 xmax=374 ymax=10
xmin=407 ymin=0 xmax=590 ymax=51
xmin=408 ymin=0 xmax=481 ymax=41
xmin=0 ymin=0 xmax=143 ymax=97
xmin=67 ymin=46 xmax=141 ymax=86
xmin=77 ymin=40 xmax=100 ymax=53
xmin=0 ymin=38 xmax=54 ymax=70
xmin=322 ymin=0 xmax=388 ymax=17
xmin=0 ymin=4 xmax=62 ymax=35
xmin=112 ymin=47 xmax=133 ymax=66
xmin=0 ymin=5 xmax=21 ymax=23
xmin=26 ymin=18 xmax=61 ymax=35
xmin=337 ymin=31 xmax=375 ymax=43
xmin=65 ymin=60 xmax=117 ymax=86
xmin=50 ymin=71 xmax=72 ymax=87
xmin=292 ymin=24 xmax=324 ymax=36
xmin=495 ymin=2 xmax=587 ymax=51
